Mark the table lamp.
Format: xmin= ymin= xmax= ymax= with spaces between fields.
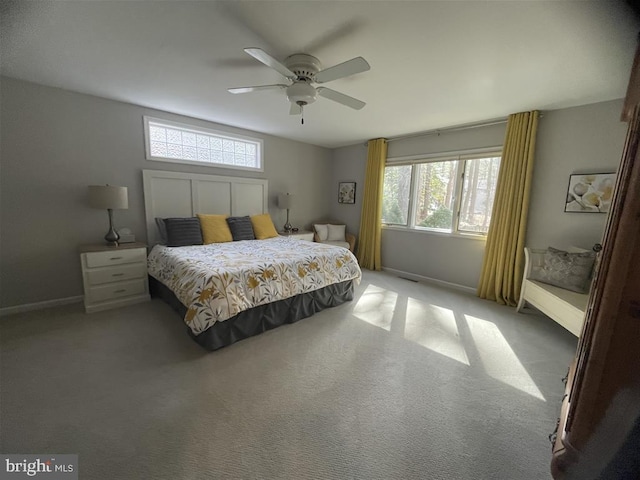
xmin=88 ymin=185 xmax=129 ymax=246
xmin=278 ymin=193 xmax=295 ymax=232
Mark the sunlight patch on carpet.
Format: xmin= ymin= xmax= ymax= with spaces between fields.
xmin=465 ymin=314 xmax=546 ymax=401
xmin=405 ymin=300 xmax=470 ymax=366
xmin=353 ymin=284 xmax=397 ymax=331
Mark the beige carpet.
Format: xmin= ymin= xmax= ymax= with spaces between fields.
xmin=0 ymin=270 xmax=577 ymax=479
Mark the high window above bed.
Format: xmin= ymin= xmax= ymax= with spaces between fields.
xmin=143 ymin=116 xmax=263 ymax=172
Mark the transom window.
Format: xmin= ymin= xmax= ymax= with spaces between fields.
xmin=143 ymin=116 xmax=263 ymax=172
xmin=382 ymin=149 xmax=502 ymax=235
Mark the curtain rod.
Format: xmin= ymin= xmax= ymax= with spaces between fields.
xmin=387 ymin=117 xmax=507 ymax=143
xmin=365 ymin=113 xmax=543 ymax=146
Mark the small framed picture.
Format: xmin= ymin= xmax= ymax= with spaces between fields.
xmin=338 ymin=182 xmax=356 ymax=204
xmin=564 ymin=172 xmax=616 ymax=213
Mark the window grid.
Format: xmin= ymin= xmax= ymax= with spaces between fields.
xmin=382 ymin=151 xmax=501 ymax=236
xmin=144 ymin=117 xmax=262 ymax=171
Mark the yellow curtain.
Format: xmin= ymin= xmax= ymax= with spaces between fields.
xmin=356 ymin=138 xmax=388 ymax=270
xmin=477 ymin=111 xmax=539 ymax=305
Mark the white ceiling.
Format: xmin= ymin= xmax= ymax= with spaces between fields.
xmin=1 ymin=1 xmax=638 ymax=148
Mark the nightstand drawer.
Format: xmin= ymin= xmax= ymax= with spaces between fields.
xmin=85 ymin=248 xmax=146 ymax=268
xmin=86 ymin=263 xmax=147 ymax=286
xmin=87 ymin=278 xmax=147 ymax=303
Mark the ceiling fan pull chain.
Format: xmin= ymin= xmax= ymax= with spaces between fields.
xmin=301 ymin=105 xmax=304 ymax=125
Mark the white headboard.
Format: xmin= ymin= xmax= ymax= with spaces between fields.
xmin=142 ymin=169 xmax=268 ymax=245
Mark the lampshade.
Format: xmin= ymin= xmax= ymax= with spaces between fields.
xmin=278 ymin=193 xmax=295 ymax=209
xmin=88 ymin=185 xmax=128 ymax=210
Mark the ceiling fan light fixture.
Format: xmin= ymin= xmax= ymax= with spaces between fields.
xmin=286 ymin=82 xmax=317 ymax=106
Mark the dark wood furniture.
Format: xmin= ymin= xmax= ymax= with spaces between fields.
xmin=550 ymin=37 xmax=640 ymax=478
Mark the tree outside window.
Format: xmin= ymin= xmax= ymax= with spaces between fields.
xmin=381 ymin=153 xmax=501 ymax=235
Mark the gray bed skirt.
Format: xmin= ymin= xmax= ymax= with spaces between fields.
xmin=149 ymin=276 xmax=354 ymax=351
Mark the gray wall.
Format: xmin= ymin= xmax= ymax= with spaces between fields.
xmin=331 ymin=100 xmax=628 ymax=289
xmin=0 ymin=77 xmax=332 ymax=308
xmin=330 ymin=143 xmax=368 ymax=235
xmin=527 ymin=100 xmax=626 ymax=249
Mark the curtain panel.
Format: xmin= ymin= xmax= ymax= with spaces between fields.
xmin=478 ymin=111 xmax=540 ymax=305
xmin=356 ymin=138 xmax=388 ymax=270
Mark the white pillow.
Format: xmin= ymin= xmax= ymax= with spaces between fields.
xmin=327 ymin=224 xmax=346 ymax=241
xmin=314 ymin=224 xmax=329 ymax=241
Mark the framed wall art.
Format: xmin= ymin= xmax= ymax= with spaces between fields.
xmin=564 ymin=172 xmax=616 ymax=213
xmin=338 ymin=182 xmax=356 ymax=204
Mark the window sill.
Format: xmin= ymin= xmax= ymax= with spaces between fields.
xmin=382 ymin=225 xmax=488 ymax=241
xmin=146 ymin=156 xmax=264 ymax=173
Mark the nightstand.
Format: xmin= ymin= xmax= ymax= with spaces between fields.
xmin=79 ymin=242 xmax=150 ymax=313
xmin=279 ymin=230 xmax=315 ymax=241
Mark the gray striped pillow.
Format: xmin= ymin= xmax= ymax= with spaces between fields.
xmin=226 ymin=216 xmax=255 ymax=241
xmin=164 ymin=218 xmax=203 ymax=247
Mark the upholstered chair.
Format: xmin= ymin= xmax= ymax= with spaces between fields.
xmin=311 ymin=221 xmax=356 ymax=252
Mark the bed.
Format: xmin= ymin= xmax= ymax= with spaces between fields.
xmin=143 ymin=170 xmax=362 ymax=350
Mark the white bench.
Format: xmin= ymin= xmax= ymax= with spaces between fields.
xmin=516 ymin=247 xmax=589 ymax=337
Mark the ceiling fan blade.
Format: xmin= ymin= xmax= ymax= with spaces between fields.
xmin=314 ymin=57 xmax=370 ymax=83
xmin=228 ymin=84 xmax=288 ymax=94
xmin=317 ymin=87 xmax=366 ymax=110
xmin=244 ymin=48 xmax=297 ymax=80
xmin=289 ymin=103 xmax=302 ymax=115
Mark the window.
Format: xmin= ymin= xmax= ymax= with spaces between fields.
xmin=143 ymin=116 xmax=263 ymax=172
xmin=382 ymin=150 xmax=501 ymax=235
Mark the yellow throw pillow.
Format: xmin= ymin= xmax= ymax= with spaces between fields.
xmin=250 ymin=214 xmax=278 ymax=239
xmin=197 ymin=214 xmax=233 ymax=243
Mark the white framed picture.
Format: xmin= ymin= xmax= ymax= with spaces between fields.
xmin=564 ymin=173 xmax=616 ymax=213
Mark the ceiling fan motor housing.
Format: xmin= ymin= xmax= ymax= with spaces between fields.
xmin=284 ymin=54 xmax=322 ymax=80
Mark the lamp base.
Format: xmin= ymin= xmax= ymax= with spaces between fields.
xmin=104 ymin=209 xmax=120 ymax=246
xmin=105 ymin=227 xmax=120 ymax=247
xmin=283 ymin=208 xmax=292 ymax=232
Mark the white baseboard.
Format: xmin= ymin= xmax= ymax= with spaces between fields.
xmin=0 ymin=296 xmax=84 ymax=317
xmin=381 ymin=267 xmax=477 ymax=295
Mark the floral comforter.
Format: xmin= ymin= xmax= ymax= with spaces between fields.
xmin=147 ymin=237 xmax=362 ymax=334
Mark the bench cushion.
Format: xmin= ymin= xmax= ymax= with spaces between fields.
xmin=528 ymin=280 xmax=589 ymax=312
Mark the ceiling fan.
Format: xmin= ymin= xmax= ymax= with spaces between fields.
xmin=228 ymin=48 xmax=370 ymax=123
